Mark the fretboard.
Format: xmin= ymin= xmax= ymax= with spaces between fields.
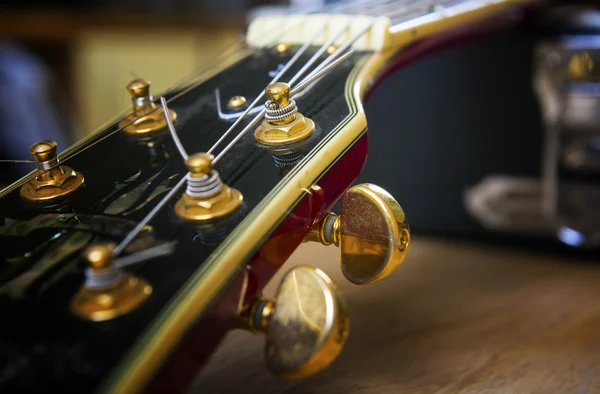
xmin=246 ymin=0 xmax=536 ymax=51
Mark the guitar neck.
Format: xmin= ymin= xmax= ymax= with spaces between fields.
xmin=247 ymin=0 xmax=539 ymax=52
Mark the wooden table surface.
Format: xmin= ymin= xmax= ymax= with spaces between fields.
xmin=191 ymin=237 xmax=600 ymax=394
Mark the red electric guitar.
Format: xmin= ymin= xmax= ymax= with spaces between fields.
xmin=0 ymin=0 xmax=548 ymax=393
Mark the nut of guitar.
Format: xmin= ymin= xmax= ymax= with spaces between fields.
xmin=237 ymin=266 xmax=349 ymax=379
xmin=305 ymin=183 xmax=410 ymax=285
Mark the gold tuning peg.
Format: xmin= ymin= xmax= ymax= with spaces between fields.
xmin=174 ymin=152 xmax=243 ymax=223
xmin=118 ymin=78 xmax=177 ymax=135
xmin=254 ymin=82 xmax=315 ymax=165
xmin=306 ymin=183 xmax=410 ymax=285
xmin=237 ymin=266 xmax=348 ymax=379
xmin=20 ymin=140 xmax=85 ymax=203
xmin=70 ymin=242 xmax=152 ymax=322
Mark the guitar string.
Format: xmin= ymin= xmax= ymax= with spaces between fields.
xmin=209 ymin=19 xmax=353 ymax=123
xmin=112 ymin=20 xmax=325 ymax=258
xmin=0 ymin=0 xmax=401 ymax=167
xmin=162 ymin=16 xmax=309 ymax=94
xmin=0 ymin=20 xmax=301 ymax=168
xmin=112 ymin=29 xmax=367 ymax=257
xmin=299 ymin=19 xmax=375 ymax=83
xmin=89 ymin=1 xmax=387 ymax=258
xmin=213 ymin=46 xmax=354 ymax=164
xmin=115 ymin=240 xmax=178 ymax=268
xmin=164 ymin=40 xmax=248 ymax=93
xmin=206 ymin=21 xmax=329 ymax=155
xmin=208 ymin=19 xmax=376 ymax=165
xmin=74 ymin=0 xmax=397 ymax=168
xmin=112 ymin=175 xmax=188 ymax=256
xmin=115 ymin=0 xmax=473 ymax=259
xmin=0 ymin=43 xmax=250 ymax=167
xmin=286 ymin=21 xmax=352 ymax=86
xmin=113 ymin=48 xmax=355 ymax=257
xmin=161 ymin=96 xmax=189 ymax=160
xmin=208 ymin=21 xmax=359 ymax=162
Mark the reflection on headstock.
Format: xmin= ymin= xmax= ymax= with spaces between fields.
xmin=0 ymin=231 xmax=92 ymax=299
xmin=0 ymin=213 xmax=163 ymax=301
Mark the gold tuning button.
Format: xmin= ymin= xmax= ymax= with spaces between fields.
xmin=20 ymin=140 xmax=85 ymax=203
xmin=70 ymin=243 xmax=152 ymax=322
xmin=306 ymin=183 xmax=410 ymax=285
xmin=119 ymin=78 xmax=177 ymax=135
xmin=254 ymin=82 xmax=315 ymax=165
xmin=237 ymin=266 xmax=348 ymax=379
xmin=175 ymin=152 xmax=243 ymax=223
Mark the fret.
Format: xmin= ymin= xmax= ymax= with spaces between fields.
xmin=354 ymin=0 xmax=407 ymax=16
xmin=246 ymin=0 xmax=536 ymax=52
xmin=387 ymin=0 xmax=441 ymax=23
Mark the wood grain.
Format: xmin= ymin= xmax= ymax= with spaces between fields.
xmin=191 ymin=237 xmax=600 ymax=394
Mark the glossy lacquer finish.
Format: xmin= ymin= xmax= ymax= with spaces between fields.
xmin=0 ymin=45 xmax=369 ymax=393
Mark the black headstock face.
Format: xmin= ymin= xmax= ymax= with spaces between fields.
xmin=0 ymin=45 xmax=368 ymax=392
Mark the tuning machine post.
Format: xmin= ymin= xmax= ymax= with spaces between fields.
xmin=237 ymin=266 xmax=348 ymax=379
xmin=70 ymin=243 xmax=152 ymax=322
xmin=119 ymin=78 xmax=177 ymax=136
xmin=305 ymin=183 xmax=410 ymax=285
xmin=254 ymin=82 xmax=315 ymax=167
xmin=20 ymin=140 xmax=85 ymax=203
xmin=175 ymin=152 xmax=244 ymax=230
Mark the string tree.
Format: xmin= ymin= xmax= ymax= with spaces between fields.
xmin=254 ymin=82 xmax=315 ymax=167
xmin=174 ymin=152 xmax=244 ymax=228
xmin=20 ymin=140 xmax=85 ymax=203
xmin=119 ymin=78 xmax=177 ymax=136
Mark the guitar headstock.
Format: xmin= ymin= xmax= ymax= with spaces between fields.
xmin=0 ymin=1 xmax=541 ymax=393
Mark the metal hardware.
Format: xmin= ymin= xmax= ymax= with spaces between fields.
xmin=254 ymin=82 xmax=315 ymax=164
xmin=326 ymin=44 xmax=338 ymax=54
xmin=237 ymin=266 xmax=348 ymax=379
xmin=70 ymin=243 xmax=152 ymax=322
xmin=227 ymin=95 xmax=247 ymax=110
xmin=174 ymin=152 xmax=243 ymax=223
xmin=275 ymin=42 xmax=291 ymax=54
xmin=119 ymin=78 xmax=177 ymax=135
xmin=305 ymin=183 xmax=410 ymax=285
xmin=20 ymin=140 xmax=85 ymax=203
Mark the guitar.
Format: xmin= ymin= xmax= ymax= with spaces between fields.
xmin=0 ymin=0 xmax=547 ymax=393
